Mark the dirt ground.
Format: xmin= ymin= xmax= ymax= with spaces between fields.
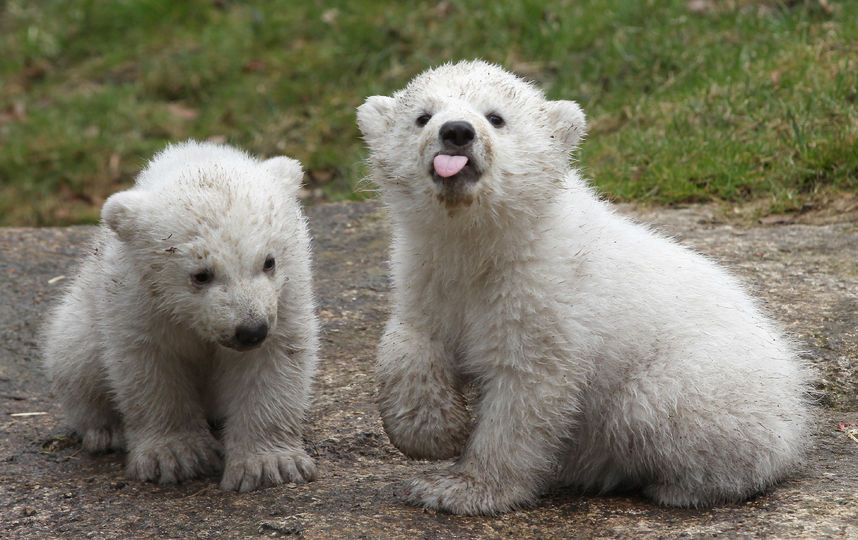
xmin=1 ymin=201 xmax=856 ymax=539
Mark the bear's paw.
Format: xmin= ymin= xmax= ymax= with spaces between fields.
xmin=406 ymin=468 xmax=534 ymax=516
xmin=126 ymin=431 xmax=223 ymax=484
xmin=220 ymin=449 xmax=316 ymax=492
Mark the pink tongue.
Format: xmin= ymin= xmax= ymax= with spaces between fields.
xmin=433 ymin=155 xmax=468 ymax=178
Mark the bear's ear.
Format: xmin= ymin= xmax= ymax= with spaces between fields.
xmin=543 ymin=100 xmax=587 ymax=149
xmin=262 ymin=156 xmax=304 ymax=197
xmin=356 ymin=95 xmax=395 ymax=144
xmin=101 ymin=190 xmax=152 ymax=242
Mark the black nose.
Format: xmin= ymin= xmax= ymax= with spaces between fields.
xmin=235 ymin=323 xmax=268 ymax=347
xmin=439 ymin=121 xmax=475 ymax=148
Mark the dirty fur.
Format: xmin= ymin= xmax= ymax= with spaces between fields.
xmin=357 ymin=60 xmax=812 ymax=515
xmin=42 ymin=140 xmax=319 ymax=492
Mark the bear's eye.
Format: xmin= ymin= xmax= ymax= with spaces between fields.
xmin=486 ymin=113 xmax=505 ymax=128
xmin=190 ymin=270 xmax=214 ymax=287
xmin=416 ymin=114 xmax=432 ymax=127
xmin=263 ymin=255 xmax=276 ymax=273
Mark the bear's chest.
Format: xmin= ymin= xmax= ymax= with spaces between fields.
xmin=420 ymin=256 xmax=562 ymax=341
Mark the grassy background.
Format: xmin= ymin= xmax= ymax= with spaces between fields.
xmin=1 ymin=0 xmax=855 ymax=226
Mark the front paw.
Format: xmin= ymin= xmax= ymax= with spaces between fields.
xmin=126 ymin=431 xmax=223 ymax=484
xmin=378 ymin=387 xmax=471 ymax=460
xmin=406 ymin=468 xmax=532 ymax=516
xmin=220 ymin=449 xmax=316 ymax=493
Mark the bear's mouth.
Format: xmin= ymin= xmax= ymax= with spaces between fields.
xmin=430 ymin=152 xmax=482 ymax=185
xmin=221 ymin=339 xmax=265 ymax=352
xmin=220 ymin=331 xmax=268 ymax=351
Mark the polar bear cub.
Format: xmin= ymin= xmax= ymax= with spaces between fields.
xmin=43 ymin=140 xmax=319 ymax=492
xmin=358 ymin=60 xmax=812 ymax=515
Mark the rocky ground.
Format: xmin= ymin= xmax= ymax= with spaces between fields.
xmin=1 ymin=201 xmax=856 ymax=538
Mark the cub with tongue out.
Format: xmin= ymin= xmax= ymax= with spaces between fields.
xmin=357 ymin=60 xmax=810 ymax=516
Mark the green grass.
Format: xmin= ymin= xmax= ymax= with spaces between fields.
xmin=1 ymin=0 xmax=856 ymax=226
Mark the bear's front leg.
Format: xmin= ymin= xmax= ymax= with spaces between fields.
xmin=106 ymin=345 xmax=223 ymax=485
xmin=217 ymin=347 xmax=317 ymax=492
xmin=376 ymin=318 xmax=471 ymax=460
xmin=406 ymin=366 xmax=578 ymax=515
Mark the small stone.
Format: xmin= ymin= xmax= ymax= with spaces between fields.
xmin=258 ymin=518 xmax=302 ymax=536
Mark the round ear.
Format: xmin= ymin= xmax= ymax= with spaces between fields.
xmin=356 ymin=95 xmax=395 ymax=145
xmin=543 ymin=100 xmax=587 ymax=149
xmin=262 ymin=156 xmax=304 ymax=197
xmin=101 ymin=190 xmax=152 ymax=242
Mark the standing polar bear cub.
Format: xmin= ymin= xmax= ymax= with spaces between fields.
xmin=43 ymin=141 xmax=319 ymax=492
xmin=358 ymin=60 xmax=811 ymax=515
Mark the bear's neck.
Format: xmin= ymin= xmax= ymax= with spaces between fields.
xmin=388 ymin=170 xmax=595 ymax=248
xmin=391 ymin=198 xmax=578 ymax=265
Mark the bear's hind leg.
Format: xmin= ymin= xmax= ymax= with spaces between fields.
xmin=66 ymin=387 xmax=123 ymax=454
xmin=44 ymin=302 xmax=123 ymax=453
xmin=569 ymin=346 xmax=810 ymax=508
xmin=53 ymin=363 xmax=123 ymax=453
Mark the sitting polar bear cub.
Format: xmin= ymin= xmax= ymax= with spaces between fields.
xmin=43 ymin=141 xmax=319 ymax=492
xmin=358 ymin=60 xmax=812 ymax=515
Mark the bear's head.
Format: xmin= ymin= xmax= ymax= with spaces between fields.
xmin=357 ymin=60 xmax=586 ymax=216
xmin=101 ymin=141 xmax=308 ymax=351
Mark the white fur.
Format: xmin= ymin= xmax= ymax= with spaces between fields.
xmin=358 ymin=60 xmax=812 ymax=515
xmin=42 ymin=140 xmax=319 ymax=492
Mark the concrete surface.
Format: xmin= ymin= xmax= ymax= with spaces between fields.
xmin=1 ymin=200 xmax=856 ymax=538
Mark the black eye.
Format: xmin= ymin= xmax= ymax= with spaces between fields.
xmin=191 ymin=270 xmax=214 ymax=286
xmin=416 ymin=113 xmax=432 ymax=127
xmin=263 ymin=255 xmax=275 ymax=273
xmin=487 ymin=113 xmax=505 ymax=128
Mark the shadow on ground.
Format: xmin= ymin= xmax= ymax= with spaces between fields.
xmin=1 ymin=201 xmax=856 ymax=538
